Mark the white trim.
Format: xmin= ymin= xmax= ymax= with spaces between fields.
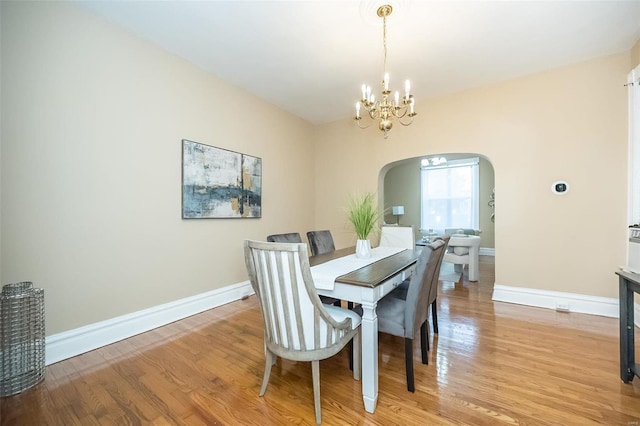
xmin=479 ymin=247 xmax=495 ymax=256
xmin=628 ymin=64 xmax=640 ymax=225
xmin=45 ymin=281 xmax=255 ymax=365
xmin=492 ymin=284 xmax=620 ymax=318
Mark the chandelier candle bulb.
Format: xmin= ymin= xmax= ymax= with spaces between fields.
xmin=394 ymin=91 xmax=400 ymax=105
xmin=383 ymin=73 xmax=389 ymax=92
xmin=356 ymin=102 xmax=361 ymax=119
xmin=405 ymin=80 xmax=410 ymax=99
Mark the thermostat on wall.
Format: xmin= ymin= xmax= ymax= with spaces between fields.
xmin=551 ymin=180 xmax=570 ymax=195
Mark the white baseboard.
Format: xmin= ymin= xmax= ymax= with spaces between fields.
xmin=46 ymin=280 xmax=639 ymax=366
xmin=479 ymin=247 xmax=495 ymax=256
xmin=45 ymin=281 xmax=255 ymax=365
xmin=492 ymin=284 xmax=640 ymax=327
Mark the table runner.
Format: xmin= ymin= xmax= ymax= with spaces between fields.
xmin=310 ymin=247 xmax=405 ymax=290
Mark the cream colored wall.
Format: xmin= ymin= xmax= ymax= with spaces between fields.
xmin=0 ymin=2 xmax=316 ymax=335
xmin=314 ymin=53 xmax=629 ymax=299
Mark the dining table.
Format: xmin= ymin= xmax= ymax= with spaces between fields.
xmin=309 ymin=246 xmax=419 ymax=413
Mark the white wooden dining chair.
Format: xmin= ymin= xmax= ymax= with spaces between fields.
xmin=243 ymin=240 xmax=361 ymax=424
xmin=265 ymin=232 xmax=341 ymax=307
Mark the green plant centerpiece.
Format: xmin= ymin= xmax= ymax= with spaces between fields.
xmin=347 ymin=192 xmax=379 ymax=258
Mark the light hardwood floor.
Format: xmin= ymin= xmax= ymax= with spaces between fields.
xmin=2 ymin=256 xmax=640 ymax=425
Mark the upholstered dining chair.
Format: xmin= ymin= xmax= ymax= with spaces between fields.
xmin=379 ymin=225 xmax=415 ymax=250
xmin=306 ymin=230 xmax=336 ymax=256
xmin=426 ymin=235 xmax=449 ymax=334
xmin=265 ymin=233 xmax=341 ymax=307
xmin=391 ymin=235 xmax=450 ymax=335
xmin=370 ymin=239 xmax=446 ymax=392
xmin=266 ymin=232 xmax=304 ymax=243
xmin=243 ymin=240 xmax=361 ymax=424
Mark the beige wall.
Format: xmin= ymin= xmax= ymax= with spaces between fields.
xmin=382 ymin=156 xmax=495 ymax=248
xmin=314 ymin=52 xmax=630 ymax=299
xmin=0 ymin=2 xmax=316 ymax=334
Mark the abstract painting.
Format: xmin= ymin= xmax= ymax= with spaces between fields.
xmin=182 ymin=140 xmax=262 ymax=219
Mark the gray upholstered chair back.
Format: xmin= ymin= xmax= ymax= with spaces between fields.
xmin=428 ymin=235 xmax=450 ymax=304
xmin=306 ymin=230 xmax=336 ymax=256
xmin=404 ymin=239 xmax=446 ymax=338
xmin=266 ymin=233 xmax=303 ymax=243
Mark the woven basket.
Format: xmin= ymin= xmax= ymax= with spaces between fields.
xmin=0 ymin=282 xmax=45 ymax=397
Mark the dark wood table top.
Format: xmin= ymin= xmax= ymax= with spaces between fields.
xmin=309 ymin=247 xmax=419 ymax=288
xmin=308 ymin=247 xmax=356 ymax=267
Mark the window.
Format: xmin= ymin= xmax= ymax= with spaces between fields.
xmin=420 ymin=157 xmax=479 ymax=233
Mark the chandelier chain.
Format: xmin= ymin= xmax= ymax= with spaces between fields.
xmin=383 ymin=13 xmax=387 ymax=76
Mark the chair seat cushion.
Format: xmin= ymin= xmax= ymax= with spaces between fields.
xmin=375 ymin=296 xmax=406 ymax=337
xmin=443 ymin=252 xmax=470 ymax=264
xmin=452 ymin=246 xmax=469 ymax=255
xmin=324 ymin=305 xmax=362 ymax=329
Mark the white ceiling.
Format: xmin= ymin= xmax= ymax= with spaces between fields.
xmin=77 ymin=0 xmax=640 ymax=124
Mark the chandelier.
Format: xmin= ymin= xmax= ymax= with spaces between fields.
xmin=354 ymin=4 xmax=416 ymax=138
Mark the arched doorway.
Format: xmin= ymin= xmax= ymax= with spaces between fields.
xmin=378 ymin=152 xmax=495 ymax=255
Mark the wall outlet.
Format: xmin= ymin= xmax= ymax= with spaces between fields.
xmin=556 ymin=302 xmax=570 ymax=312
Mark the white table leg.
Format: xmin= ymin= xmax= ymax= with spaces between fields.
xmin=359 ymin=299 xmax=378 ymax=413
xmin=468 ymin=245 xmax=479 ymax=281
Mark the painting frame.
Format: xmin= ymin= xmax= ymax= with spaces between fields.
xmin=181 ymin=139 xmax=262 ymax=219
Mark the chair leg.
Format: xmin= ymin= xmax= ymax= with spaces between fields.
xmin=431 ymin=299 xmax=439 ymax=334
xmin=404 ymin=338 xmax=415 ymax=392
xmin=348 ymin=339 xmax=353 ymax=371
xmin=311 ymin=360 xmax=322 ymax=424
xmin=352 ymin=330 xmax=361 ymax=380
xmin=420 ymin=321 xmax=429 ymax=365
xmin=259 ymin=349 xmax=275 ymax=396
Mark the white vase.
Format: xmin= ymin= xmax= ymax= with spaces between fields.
xmin=356 ymin=239 xmax=372 ymax=259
